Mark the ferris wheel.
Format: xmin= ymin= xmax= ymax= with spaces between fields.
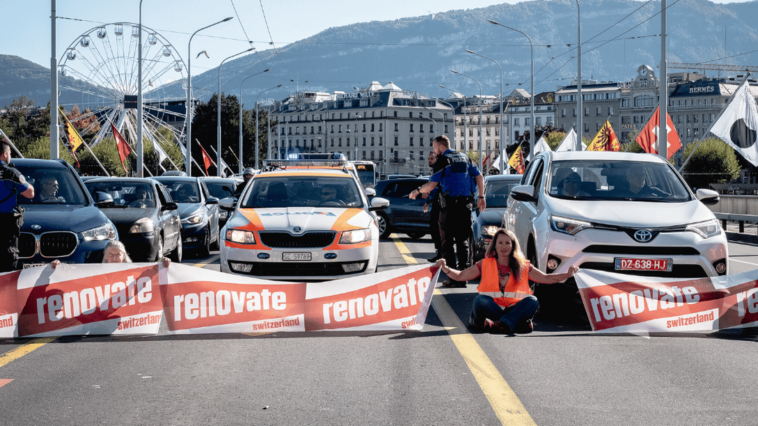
xmin=57 ymin=22 xmax=187 ymax=161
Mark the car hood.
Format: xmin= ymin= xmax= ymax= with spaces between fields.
xmin=228 ymin=207 xmax=373 ymax=233
xmin=476 ymin=208 xmax=507 ymax=225
xmin=543 ymin=196 xmax=715 ymax=228
xmin=177 ymin=203 xmax=203 ymax=218
xmin=99 ymin=208 xmax=154 ymax=225
xmin=21 ymin=204 xmax=110 ymax=233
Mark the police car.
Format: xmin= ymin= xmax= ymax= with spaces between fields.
xmin=219 ymin=157 xmax=389 ymax=280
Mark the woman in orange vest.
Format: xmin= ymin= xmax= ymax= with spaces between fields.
xmin=435 ymin=228 xmax=578 ymax=334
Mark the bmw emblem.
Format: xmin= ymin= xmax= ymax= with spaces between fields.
xmin=293 ymin=226 xmax=302 ymax=233
xmin=633 ymin=229 xmax=653 ymax=243
xmin=31 ymin=224 xmax=41 ymax=230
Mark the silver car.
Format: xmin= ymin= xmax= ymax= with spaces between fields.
xmin=506 ymin=151 xmax=727 ymax=301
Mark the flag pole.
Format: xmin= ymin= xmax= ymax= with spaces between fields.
xmin=0 ymin=128 xmax=24 ymax=158
xmin=195 ymin=139 xmax=219 ymax=168
xmin=68 ymin=111 xmax=110 ymax=176
xmin=209 ymin=145 xmax=233 ymax=176
xmin=678 ymin=72 xmax=751 ymax=172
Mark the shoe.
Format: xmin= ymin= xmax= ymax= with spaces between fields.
xmin=427 ymin=254 xmax=442 ymax=263
xmin=439 ymin=279 xmax=467 ymax=288
xmin=515 ymin=319 xmax=534 ymax=334
xmin=484 ymin=319 xmax=513 ymax=334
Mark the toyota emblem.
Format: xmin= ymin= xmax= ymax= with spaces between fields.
xmin=31 ymin=224 xmax=41 ymax=230
xmin=633 ymin=229 xmax=653 ymax=243
xmin=293 ymin=226 xmax=302 ymax=233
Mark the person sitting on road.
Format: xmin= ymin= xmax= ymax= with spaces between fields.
xmin=39 ymin=176 xmax=66 ymax=203
xmin=436 ymin=228 xmax=578 ymax=334
xmin=558 ymin=172 xmax=591 ymax=198
xmin=51 ymin=240 xmax=170 ymax=268
xmin=129 ymin=187 xmax=154 ymax=208
xmin=616 ymin=164 xmax=664 ymax=199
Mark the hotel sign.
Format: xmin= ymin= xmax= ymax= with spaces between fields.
xmin=337 ymin=92 xmax=375 ymax=100
xmin=672 ymin=82 xmax=721 ymax=98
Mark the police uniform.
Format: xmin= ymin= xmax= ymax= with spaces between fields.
xmin=430 ymin=149 xmax=480 ymax=276
xmin=0 ymin=161 xmax=30 ymax=272
xmin=426 ymin=186 xmax=441 ymax=258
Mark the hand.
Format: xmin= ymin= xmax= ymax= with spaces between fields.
xmin=162 ymin=258 xmax=171 ymax=268
xmin=423 ymin=203 xmax=429 ymax=213
xmin=567 ymin=265 xmax=579 ymax=277
xmin=421 ymin=192 xmax=429 ymax=200
xmin=50 ymin=259 xmax=61 ymax=270
xmin=477 ymin=197 xmax=486 ymax=212
xmin=435 ymin=258 xmax=447 ymax=272
xmin=409 ymin=189 xmax=419 ymax=200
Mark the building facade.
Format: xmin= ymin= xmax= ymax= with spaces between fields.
xmin=554 ymin=79 xmax=622 ymax=142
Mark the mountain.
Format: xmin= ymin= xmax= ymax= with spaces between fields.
xmin=4 ymin=0 xmax=758 ymax=108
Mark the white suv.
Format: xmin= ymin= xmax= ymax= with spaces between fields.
xmin=505 ymin=151 xmax=727 ymax=303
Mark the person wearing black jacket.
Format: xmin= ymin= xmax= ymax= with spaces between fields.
xmin=0 ymin=139 xmax=34 ymax=272
xmin=423 ymin=151 xmax=441 ymax=263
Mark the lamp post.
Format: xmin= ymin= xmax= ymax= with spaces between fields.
xmin=238 ymin=69 xmax=272 ymax=173
xmin=436 ymin=99 xmax=456 ymax=144
xmin=440 ymin=85 xmax=466 ymax=152
xmin=50 ymin=0 xmax=58 ymax=160
xmin=217 ymin=48 xmax=254 ymax=176
xmin=254 ymin=84 xmax=282 ymax=169
xmin=466 ymin=49 xmax=505 ymax=173
xmin=451 ymin=70 xmax=483 ymax=171
xmin=575 ymin=0 xmax=583 ymax=151
xmin=186 ymin=16 xmax=233 ymax=177
xmin=137 ymin=0 xmax=144 ymax=176
xmin=488 ymin=20 xmax=534 ymax=157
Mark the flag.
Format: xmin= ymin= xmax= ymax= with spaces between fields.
xmin=60 ymin=111 xmax=84 ymax=166
xmin=556 ymin=128 xmax=586 ymax=152
xmin=508 ymin=144 xmax=525 ymax=174
xmin=111 ymin=122 xmax=132 ymax=173
xmin=199 ymin=144 xmax=213 ymax=174
xmin=149 ymin=134 xmax=169 ymax=165
xmin=587 ymin=121 xmax=620 ymax=152
xmin=635 ymin=106 xmax=681 ymax=159
xmin=527 ymin=135 xmax=552 ymax=161
xmin=709 ymin=78 xmax=758 ymax=167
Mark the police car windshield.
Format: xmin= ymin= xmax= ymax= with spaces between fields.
xmin=14 ymin=165 xmax=88 ymax=206
xmin=242 ymin=177 xmax=363 ymax=209
xmin=548 ymin=160 xmax=692 ymax=202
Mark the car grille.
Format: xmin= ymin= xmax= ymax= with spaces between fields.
xmin=578 ymin=262 xmax=708 ymax=278
xmin=258 ymin=232 xmax=336 ymax=248
xmin=18 ymin=233 xmax=36 ymax=258
xmin=230 ymin=261 xmax=365 ymax=277
xmin=582 ymin=245 xmax=700 ymax=256
xmin=40 ymin=232 xmax=79 ymax=257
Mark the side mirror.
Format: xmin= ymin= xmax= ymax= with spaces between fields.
xmin=162 ymin=202 xmax=178 ymax=211
xmin=696 ymin=188 xmax=720 ymax=205
xmin=510 ymin=185 xmax=536 ymax=202
xmin=369 ymin=197 xmax=390 ymax=211
xmin=365 ymin=188 xmax=376 ymax=197
xmin=206 ymin=197 xmax=219 ymax=205
xmin=94 ymin=192 xmax=114 ymax=206
xmin=219 ymin=197 xmax=235 ymax=210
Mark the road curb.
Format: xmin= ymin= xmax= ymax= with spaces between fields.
xmin=726 ymin=231 xmax=758 ymax=245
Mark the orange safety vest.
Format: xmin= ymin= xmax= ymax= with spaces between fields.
xmin=476 ymin=257 xmax=533 ymax=308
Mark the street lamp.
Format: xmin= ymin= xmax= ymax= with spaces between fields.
xmin=575 ymin=1 xmax=583 ymax=150
xmin=451 ymin=70 xmax=484 ymax=171
xmin=255 ymin=84 xmax=282 ymax=169
xmin=238 ymin=69 xmax=272 ymax=173
xmin=186 ymin=16 xmax=233 ymax=177
xmin=488 ymin=20 xmax=534 ymax=158
xmin=466 ymin=49 xmax=505 ymax=173
xmin=217 ymin=48 xmax=254 ymax=176
xmin=440 ymin=85 xmax=466 ymax=152
xmin=137 ymin=0 xmax=145 ymax=176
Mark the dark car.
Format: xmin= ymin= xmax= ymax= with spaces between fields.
xmin=200 ymin=177 xmax=237 ymax=229
xmin=153 ymin=176 xmax=220 ymax=256
xmin=472 ymin=174 xmax=523 ymax=260
xmin=13 ymin=159 xmax=118 ymax=267
xmin=370 ymin=178 xmax=429 ymax=239
xmin=85 ymin=178 xmax=182 ymax=262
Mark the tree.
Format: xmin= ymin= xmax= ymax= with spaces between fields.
xmin=545 ymin=131 xmax=566 ymax=151
xmin=680 ymin=138 xmax=741 ymax=189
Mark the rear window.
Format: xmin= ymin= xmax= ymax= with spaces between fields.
xmin=15 ymin=165 xmax=88 ymax=206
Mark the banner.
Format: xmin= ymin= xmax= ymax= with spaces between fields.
xmin=575 ymin=269 xmax=758 ymax=333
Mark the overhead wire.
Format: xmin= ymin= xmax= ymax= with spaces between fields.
xmin=259 ymin=0 xmax=279 ymax=54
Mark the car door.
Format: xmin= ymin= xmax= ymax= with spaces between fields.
xmin=200 ymin=181 xmax=219 ymax=241
xmin=157 ymin=184 xmax=180 ymax=251
xmin=511 ymin=159 xmax=544 ymax=251
xmin=385 ymin=180 xmax=427 ymax=228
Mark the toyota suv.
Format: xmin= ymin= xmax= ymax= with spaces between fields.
xmin=506 ymin=151 xmax=726 ymax=309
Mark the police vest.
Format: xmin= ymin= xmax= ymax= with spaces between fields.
xmin=440 ymin=151 xmax=476 ymax=198
xmin=476 ymin=257 xmax=533 ymax=308
xmin=0 ymin=163 xmax=21 ymax=212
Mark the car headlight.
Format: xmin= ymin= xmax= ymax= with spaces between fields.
xmin=226 ymin=229 xmax=255 ymax=244
xmin=686 ymin=219 xmax=721 ymax=239
xmin=482 ymin=225 xmax=499 ymax=236
xmin=550 ymin=215 xmax=593 ymax=236
xmin=182 ymin=213 xmax=204 ymax=224
xmin=82 ymin=223 xmax=117 ymax=242
xmin=339 ymin=228 xmax=371 ymax=244
xmin=129 ymin=217 xmax=155 ymax=234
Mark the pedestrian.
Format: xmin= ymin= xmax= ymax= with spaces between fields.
xmin=422 ymin=151 xmax=441 ymax=262
xmin=410 ymin=135 xmax=484 ymax=287
xmin=234 ymin=167 xmax=256 ymax=199
xmin=436 ymin=228 xmax=578 ymax=334
xmin=51 ymin=240 xmax=171 ymax=268
xmin=0 ymin=139 xmax=34 ymax=272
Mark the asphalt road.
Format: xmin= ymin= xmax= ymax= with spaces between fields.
xmin=0 ymin=237 xmax=756 ymax=425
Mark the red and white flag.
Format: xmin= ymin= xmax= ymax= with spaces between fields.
xmin=199 ymin=144 xmax=213 ymax=175
xmin=111 ymin=122 xmax=133 ymax=173
xmin=635 ymin=106 xmax=681 ymax=159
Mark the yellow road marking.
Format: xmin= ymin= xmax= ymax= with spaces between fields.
xmin=391 ymin=236 xmax=536 ymax=426
xmin=193 ymin=254 xmax=220 ymax=268
xmin=0 ymin=338 xmax=56 ymax=369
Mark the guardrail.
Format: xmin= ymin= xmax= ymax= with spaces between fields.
xmin=707 ymin=195 xmax=758 ymax=233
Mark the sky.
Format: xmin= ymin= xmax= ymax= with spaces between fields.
xmin=1 ymin=0 xmax=747 ymax=72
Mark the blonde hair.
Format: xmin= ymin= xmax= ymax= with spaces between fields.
xmin=102 ymin=240 xmax=133 ymax=263
xmin=484 ymin=228 xmax=527 ymax=282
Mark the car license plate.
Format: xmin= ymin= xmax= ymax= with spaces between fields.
xmin=283 ymin=252 xmax=312 ymax=261
xmin=22 ymin=263 xmax=47 ymax=270
xmin=615 ymin=258 xmax=672 ymax=272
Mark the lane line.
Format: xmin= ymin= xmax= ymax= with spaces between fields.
xmin=0 ymin=338 xmax=56 ymax=369
xmin=193 ymin=254 xmax=220 ymax=268
xmin=729 ymin=258 xmax=758 ymax=267
xmin=391 ymin=235 xmax=536 ymax=426
xmin=0 ymin=379 xmax=12 ymax=388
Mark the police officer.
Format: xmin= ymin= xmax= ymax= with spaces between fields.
xmin=410 ymin=135 xmax=484 ymax=287
xmin=0 ymin=139 xmax=34 ymax=272
xmin=234 ymin=167 xmax=256 ymax=199
xmin=422 ymin=151 xmax=441 ymax=263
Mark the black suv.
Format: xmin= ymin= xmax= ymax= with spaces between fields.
xmin=370 ymin=178 xmax=430 ymax=239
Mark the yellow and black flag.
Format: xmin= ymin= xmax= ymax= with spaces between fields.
xmin=60 ymin=110 xmax=84 ymax=166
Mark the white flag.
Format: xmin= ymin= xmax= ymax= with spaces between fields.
xmin=528 ymin=135 xmax=552 ymax=161
xmin=710 ymin=79 xmax=758 ymax=166
xmin=556 ymin=128 xmax=586 ymax=152
xmin=150 ymin=135 xmax=169 ymax=165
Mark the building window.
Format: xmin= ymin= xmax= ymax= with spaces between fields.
xmin=394 ymin=123 xmax=399 ymax=131
xmin=525 ymin=118 xmax=530 ymax=126
xmin=596 ymin=107 xmax=601 ymax=116
xmin=394 ymin=111 xmax=397 ymax=117
xmin=409 ymin=112 xmax=413 ymax=118
xmin=318 ymin=126 xmax=322 ymax=133
xmin=536 ymin=117 xmax=542 ymax=126
xmin=469 ymin=129 xmax=473 ymax=137
xmin=363 ymin=151 xmax=366 ymax=160
xmin=410 ymin=124 xmax=414 ymax=132
xmin=371 ymin=151 xmax=375 ymax=160
xmin=338 ymin=138 xmax=342 ymax=147
xmin=379 ymin=137 xmax=383 ymax=146
xmin=331 ymin=139 xmax=334 ymax=147
xmin=596 ymin=123 xmax=601 ymax=131
xmin=410 ymin=137 xmax=414 ymax=146
xmin=562 ymin=109 xmax=566 ymax=118
xmin=444 ymin=125 xmax=448 ymax=133
xmin=420 ymin=124 xmax=424 ymax=133
xmin=573 ymin=108 xmax=577 ymax=117
xmin=379 ymin=151 xmax=383 ymax=160
xmin=363 ymin=138 xmax=366 ymax=146
xmin=514 ymin=118 xmax=520 ymax=126
xmin=394 ymin=137 xmax=399 ymax=146
xmin=371 ymin=123 xmax=375 ymax=132
xmin=608 ymin=107 xmax=613 ymax=115
xmin=429 ymin=125 xmax=434 ymax=133
xmin=379 ymin=123 xmax=383 ymax=131
xmin=363 ymin=124 xmax=367 ymax=132
xmin=371 ymin=137 xmax=375 ymax=146
xmin=584 ymin=108 xmax=589 ymax=117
